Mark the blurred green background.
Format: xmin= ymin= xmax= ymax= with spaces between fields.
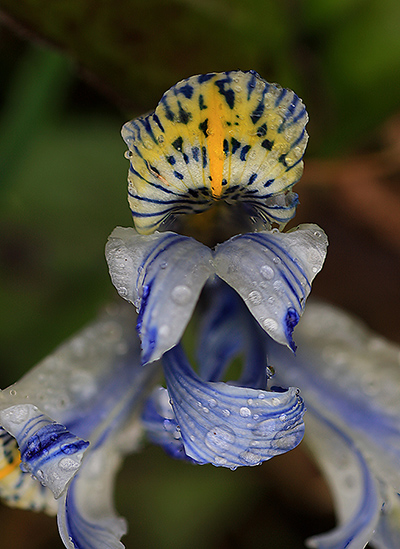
xmin=1 ymin=0 xmax=400 ymax=547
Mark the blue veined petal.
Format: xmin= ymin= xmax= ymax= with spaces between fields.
xmin=197 ymin=281 xmax=268 ymax=390
xmin=122 ymin=70 xmax=308 ymax=234
xmin=305 ymin=408 xmax=382 ymax=549
xmin=371 ymin=489 xmax=400 ymax=549
xmin=57 ymin=440 xmax=127 ymax=549
xmin=0 ymin=427 xmax=57 ymax=514
xmin=106 ymin=227 xmax=213 ymax=364
xmin=0 ymin=405 xmax=88 ymax=499
xmin=268 ymin=301 xmax=400 ymax=492
xmin=162 ymin=344 xmax=305 ymax=469
xmin=141 ymin=387 xmax=197 ymax=462
xmin=214 ymin=223 xmax=328 ymax=350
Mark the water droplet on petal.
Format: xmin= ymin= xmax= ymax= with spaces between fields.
xmin=239 ymin=407 xmax=251 ymax=418
xmin=260 ymin=265 xmax=274 ymax=280
xmin=263 ymin=318 xmax=278 ymax=332
xmin=59 ymin=457 xmax=80 ymax=471
xmin=239 ymin=449 xmax=262 ymax=465
xmin=248 ymin=290 xmax=262 ymax=305
xmin=171 ymin=285 xmax=192 ymax=305
xmin=205 ymin=425 xmax=236 ymax=453
xmin=208 ymin=398 xmax=217 ymax=408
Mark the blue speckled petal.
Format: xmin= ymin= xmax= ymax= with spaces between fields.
xmin=214 ymin=224 xmax=327 ymax=350
xmin=305 ymin=409 xmax=382 ymax=549
xmin=197 ymin=281 xmax=268 ymax=389
xmin=0 ymin=405 xmax=88 ymax=499
xmin=141 ymin=387 xmax=196 ymax=462
xmin=106 ymin=227 xmax=213 ymax=363
xmin=162 ymin=344 xmax=305 ymax=469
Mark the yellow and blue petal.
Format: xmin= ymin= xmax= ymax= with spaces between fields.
xmin=0 ymin=427 xmax=57 ymax=514
xmin=122 ymin=70 xmax=308 ymax=234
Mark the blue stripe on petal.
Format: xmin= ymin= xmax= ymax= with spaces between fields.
xmin=57 ymin=449 xmax=127 ymax=549
xmin=0 ymin=405 xmax=88 ymax=499
xmin=214 ymin=224 xmax=327 ymax=349
xmin=305 ymin=408 xmax=382 ymax=549
xmin=106 ymin=228 xmax=213 ymax=363
xmin=141 ymin=388 xmax=198 ymax=462
xmin=162 ymin=345 xmax=305 ymax=469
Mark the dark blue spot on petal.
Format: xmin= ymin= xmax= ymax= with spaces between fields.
xmin=261 ymin=139 xmax=273 ymax=151
xmin=202 ymin=147 xmax=207 ymax=168
xmin=167 ymin=156 xmax=176 ymax=165
xmin=198 ymin=73 xmax=216 ymax=83
xmin=199 ymin=119 xmax=208 ymax=137
xmin=172 ymin=137 xmax=183 ymax=152
xmin=240 ymin=145 xmax=251 ymax=161
xmin=192 ymin=146 xmax=199 ymax=162
xmin=256 ymin=123 xmax=267 ymax=137
xmin=177 ymin=83 xmax=194 ymax=99
xmin=199 ymin=94 xmax=207 ymax=110
xmin=248 ymin=173 xmax=258 ymax=184
xmin=173 ymin=171 xmax=184 ymax=180
xmin=231 ymin=138 xmax=241 ymax=154
xmin=285 ymin=307 xmax=299 ymax=352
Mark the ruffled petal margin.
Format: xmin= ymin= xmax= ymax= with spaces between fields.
xmin=162 ymin=344 xmax=305 ymax=469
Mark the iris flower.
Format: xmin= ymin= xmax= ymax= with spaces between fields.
xmin=1 ymin=70 xmax=397 ymax=548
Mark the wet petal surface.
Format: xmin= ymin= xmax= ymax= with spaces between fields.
xmin=162 ymin=344 xmax=305 ymax=469
xmin=214 ymin=224 xmax=328 ymax=349
xmin=106 ymin=227 xmax=213 ymax=363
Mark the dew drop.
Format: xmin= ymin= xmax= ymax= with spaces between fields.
xmin=248 ymin=290 xmax=262 ymax=305
xmin=239 ymin=406 xmax=251 ymax=418
xmin=273 ymin=256 xmax=281 ymax=264
xmin=273 ymin=280 xmax=285 ymax=295
xmin=208 ymin=398 xmax=217 ymax=408
xmin=171 ymin=285 xmax=192 ymax=305
xmin=157 ymin=134 xmax=165 ymax=144
xmin=260 ymin=265 xmax=274 ymax=280
xmin=59 ymin=457 xmax=80 ymax=471
xmin=60 ymin=443 xmax=79 ymax=455
xmin=9 ymin=389 xmax=17 ymax=396
xmin=263 ymin=318 xmax=278 ymax=332
xmin=205 ymin=425 xmax=236 ymax=453
xmin=221 ymin=409 xmax=231 ymax=417
xmin=239 ymin=449 xmax=262 ymax=465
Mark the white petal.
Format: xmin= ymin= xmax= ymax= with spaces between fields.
xmin=305 ymin=410 xmax=382 ymax=549
xmin=214 ymin=224 xmax=327 ymax=349
xmin=269 ymin=301 xmax=400 ymax=492
xmin=57 ymin=440 xmax=127 ymax=549
xmin=106 ymin=227 xmax=213 ymax=363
